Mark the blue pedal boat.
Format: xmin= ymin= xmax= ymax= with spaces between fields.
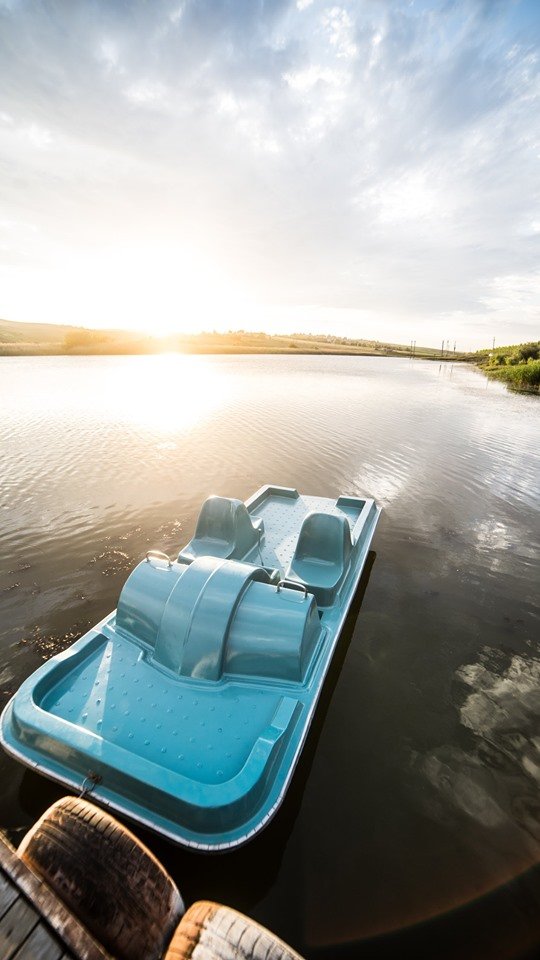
xmin=1 ymin=486 xmax=380 ymax=851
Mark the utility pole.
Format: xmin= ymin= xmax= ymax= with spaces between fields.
xmin=492 ymin=336 xmax=495 ymax=351
xmin=453 ymin=341 xmax=456 ymax=358
xmin=441 ymin=339 xmax=445 ymax=359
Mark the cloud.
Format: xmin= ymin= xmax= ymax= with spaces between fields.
xmin=0 ymin=0 xmax=539 ymax=346
xmin=124 ymin=80 xmax=169 ymax=105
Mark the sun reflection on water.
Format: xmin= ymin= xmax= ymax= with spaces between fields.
xmin=108 ymin=353 xmax=230 ymax=434
xmin=60 ymin=353 xmax=232 ymax=436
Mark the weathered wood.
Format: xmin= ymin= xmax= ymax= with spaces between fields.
xmin=18 ymin=797 xmax=184 ymax=960
xmin=165 ymin=901 xmax=306 ymax=960
xmin=12 ymin=921 xmax=64 ymax=960
xmin=0 ymin=869 xmax=19 ymax=918
xmin=0 ymin=833 xmax=109 ymax=960
xmin=0 ymin=894 xmax=39 ymax=960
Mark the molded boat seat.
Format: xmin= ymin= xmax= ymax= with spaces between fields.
xmin=285 ymin=512 xmax=352 ymax=607
xmin=116 ymin=555 xmax=321 ymax=682
xmin=178 ymin=496 xmax=263 ymax=564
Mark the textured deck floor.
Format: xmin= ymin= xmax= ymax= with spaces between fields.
xmin=43 ymin=637 xmax=281 ymax=784
xmin=249 ymin=492 xmax=363 ymax=570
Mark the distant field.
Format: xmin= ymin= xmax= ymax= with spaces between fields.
xmin=0 ymin=318 xmax=458 ymax=359
xmin=3 ymin=318 xmax=537 ymax=393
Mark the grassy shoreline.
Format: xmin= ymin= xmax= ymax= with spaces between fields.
xmin=471 ymin=342 xmax=540 ymax=395
xmin=0 ymin=319 xmax=467 ymax=360
xmin=1 ymin=319 xmax=537 ymax=393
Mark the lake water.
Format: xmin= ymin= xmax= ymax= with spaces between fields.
xmin=0 ymin=354 xmax=539 ymax=958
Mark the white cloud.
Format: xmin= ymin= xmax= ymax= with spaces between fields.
xmin=97 ymin=38 xmax=121 ymax=73
xmin=321 ymin=6 xmax=358 ymax=60
xmin=215 ymin=91 xmax=281 ymax=153
xmin=480 ymin=274 xmax=540 ymax=326
xmin=24 ymin=124 xmax=53 ymax=149
xmin=283 ymin=64 xmax=345 ymax=93
xmin=360 ymin=171 xmax=454 ymax=225
xmin=124 ymin=80 xmax=168 ymax=105
xmin=215 ymin=91 xmax=241 ymax=116
xmin=0 ymin=0 xmax=539 ymax=347
xmin=169 ymin=3 xmax=184 ymax=24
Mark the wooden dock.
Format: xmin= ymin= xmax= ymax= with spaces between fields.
xmin=0 ymin=834 xmax=109 ymax=960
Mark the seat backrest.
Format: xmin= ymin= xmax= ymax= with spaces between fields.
xmin=192 ymin=496 xmax=260 ymax=557
xmin=294 ymin=512 xmax=352 ymax=568
xmin=194 ymin=496 xmax=236 ymax=542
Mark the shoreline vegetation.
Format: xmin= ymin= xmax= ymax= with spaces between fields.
xmin=472 ymin=341 xmax=540 ymax=395
xmin=1 ymin=318 xmax=538 ymax=394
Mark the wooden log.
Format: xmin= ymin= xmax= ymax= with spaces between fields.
xmin=165 ymin=901 xmax=306 ymax=960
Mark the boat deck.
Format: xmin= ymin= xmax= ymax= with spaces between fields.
xmin=245 ymin=487 xmax=368 ymax=569
xmin=43 ymin=636 xmax=283 ymax=785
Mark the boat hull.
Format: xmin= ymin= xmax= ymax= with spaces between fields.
xmin=1 ymin=486 xmax=380 ymax=850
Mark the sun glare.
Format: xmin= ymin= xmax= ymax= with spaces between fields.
xmin=2 ymin=243 xmax=247 ymax=337
xmin=80 ymin=245 xmax=246 ymax=336
xmin=17 ymin=353 xmax=233 ymax=435
xmin=106 ymin=353 xmax=232 ymax=433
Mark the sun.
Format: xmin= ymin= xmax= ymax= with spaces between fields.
xmin=80 ymin=245 xmax=246 ymax=336
xmin=2 ymin=242 xmax=247 ymax=337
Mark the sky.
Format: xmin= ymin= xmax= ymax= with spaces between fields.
xmin=1 ymin=0 xmax=539 ymax=349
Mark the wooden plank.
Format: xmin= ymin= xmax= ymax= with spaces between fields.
xmin=0 ymin=870 xmax=19 ymax=919
xmin=0 ymin=837 xmax=111 ymax=960
xmin=0 ymin=896 xmax=39 ymax=960
xmin=13 ymin=920 xmax=64 ymax=960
